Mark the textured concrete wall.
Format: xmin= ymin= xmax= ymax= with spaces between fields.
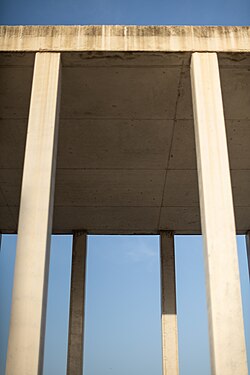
xmin=0 ymin=26 xmax=250 ymax=52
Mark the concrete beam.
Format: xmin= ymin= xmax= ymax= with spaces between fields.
xmin=160 ymin=231 xmax=179 ymax=375
xmin=191 ymin=52 xmax=248 ymax=375
xmin=0 ymin=26 xmax=250 ymax=52
xmin=245 ymin=232 xmax=250 ymax=280
xmin=6 ymin=52 xmax=61 ymax=375
xmin=67 ymin=231 xmax=87 ymax=375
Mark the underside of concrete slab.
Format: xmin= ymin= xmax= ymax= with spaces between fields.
xmin=0 ymin=47 xmax=250 ymax=234
xmin=0 ymin=26 xmax=250 ymax=236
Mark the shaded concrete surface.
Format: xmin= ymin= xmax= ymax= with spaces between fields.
xmin=0 ymin=49 xmax=250 ymax=234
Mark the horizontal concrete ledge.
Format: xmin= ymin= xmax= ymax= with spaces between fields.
xmin=1 ymin=25 xmax=250 ymax=52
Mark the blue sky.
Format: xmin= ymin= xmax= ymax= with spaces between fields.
xmin=1 ymin=235 xmax=249 ymax=375
xmin=1 ymin=0 xmax=250 ymax=25
xmin=0 ymin=0 xmax=250 ymax=374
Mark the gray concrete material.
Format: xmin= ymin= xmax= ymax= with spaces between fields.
xmin=246 ymin=232 xmax=250 ymax=279
xmin=0 ymin=52 xmax=35 ymax=66
xmin=159 ymin=206 xmax=201 ymax=233
xmin=0 ymin=189 xmax=6 ymax=206
xmin=62 ymin=51 xmax=191 ymax=67
xmin=1 ymin=26 xmax=250 ymax=52
xmin=220 ymin=69 xmax=250 ymax=120
xmin=0 ymin=65 xmax=33 ymax=119
xmin=174 ymin=68 xmax=193 ymax=121
xmin=167 ymin=120 xmax=196 ymax=170
xmin=191 ymin=52 xmax=248 ymax=374
xmin=231 ymin=170 xmax=250 ymax=206
xmin=1 ymin=49 xmax=250 ymax=234
xmin=60 ymin=65 xmax=181 ymax=120
xmin=67 ymin=232 xmax=87 ymax=375
xmin=235 ymin=207 xmax=250 ymax=233
xmin=0 ymin=169 xmax=22 ymax=206
xmin=160 ymin=231 xmax=179 ymax=375
xmin=0 ymin=206 xmax=17 ymax=232
xmin=163 ymin=170 xmax=199 ymax=207
xmin=227 ymin=120 xmax=250 ymax=169
xmin=218 ymin=52 xmax=250 ymax=67
xmin=0 ymin=119 xmax=28 ymax=169
xmin=53 ymin=206 xmax=160 ymax=234
xmin=57 ymin=119 xmax=174 ymax=170
xmin=6 ymin=53 xmax=61 ymax=375
xmin=164 ymin=168 xmax=250 ymax=208
xmin=55 ymin=169 xmax=165 ymax=207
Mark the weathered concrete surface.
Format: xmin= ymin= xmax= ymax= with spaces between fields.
xmin=191 ymin=52 xmax=248 ymax=375
xmin=6 ymin=53 xmax=61 ymax=375
xmin=0 ymin=32 xmax=250 ymax=234
xmin=67 ymin=232 xmax=87 ymax=375
xmin=0 ymin=26 xmax=250 ymax=52
xmin=160 ymin=232 xmax=179 ymax=375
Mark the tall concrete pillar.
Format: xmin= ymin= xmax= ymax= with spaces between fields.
xmin=190 ymin=52 xmax=248 ymax=375
xmin=245 ymin=232 xmax=250 ymax=279
xmin=160 ymin=231 xmax=179 ymax=375
xmin=6 ymin=52 xmax=61 ymax=375
xmin=67 ymin=232 xmax=87 ymax=375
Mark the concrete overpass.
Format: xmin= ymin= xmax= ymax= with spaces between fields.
xmin=0 ymin=25 xmax=249 ymax=375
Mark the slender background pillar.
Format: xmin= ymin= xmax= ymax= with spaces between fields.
xmin=6 ymin=52 xmax=61 ymax=375
xmin=245 ymin=232 xmax=250 ymax=279
xmin=67 ymin=231 xmax=87 ymax=375
xmin=160 ymin=231 xmax=179 ymax=375
xmin=191 ymin=52 xmax=248 ymax=375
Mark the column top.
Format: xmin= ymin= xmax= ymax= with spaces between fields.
xmin=0 ymin=25 xmax=250 ymax=52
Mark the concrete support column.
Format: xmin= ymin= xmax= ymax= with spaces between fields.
xmin=245 ymin=232 xmax=250 ymax=279
xmin=190 ymin=52 xmax=248 ymax=375
xmin=67 ymin=231 xmax=87 ymax=375
xmin=160 ymin=231 xmax=179 ymax=375
xmin=6 ymin=53 xmax=61 ymax=375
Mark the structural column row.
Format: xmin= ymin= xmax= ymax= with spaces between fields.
xmin=5 ymin=51 xmax=249 ymax=375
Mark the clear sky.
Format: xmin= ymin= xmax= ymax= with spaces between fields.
xmin=1 ymin=0 xmax=250 ymax=25
xmin=0 ymin=1 xmax=250 ymax=375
